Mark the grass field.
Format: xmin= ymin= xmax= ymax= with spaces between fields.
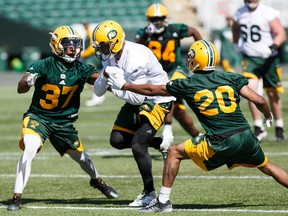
xmin=0 ymin=70 xmax=288 ymax=216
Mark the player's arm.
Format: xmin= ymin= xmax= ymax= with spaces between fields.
xmin=187 ymin=26 xmax=202 ymax=40
xmin=232 ymin=20 xmax=241 ymax=44
xmin=87 ymin=73 xmax=99 ymax=85
xmin=17 ymin=76 xmax=31 ymax=93
xmin=270 ymin=17 xmax=286 ymax=47
xmin=239 ymin=84 xmax=272 ymax=120
xmin=17 ymin=72 xmax=38 ymax=94
xmin=122 ymin=83 xmax=171 ymax=96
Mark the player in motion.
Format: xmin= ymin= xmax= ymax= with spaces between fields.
xmin=7 ymin=25 xmax=118 ymax=211
xmin=135 ymin=3 xmax=202 ymax=144
xmin=92 ymin=20 xmax=175 ymax=207
xmin=232 ymin=0 xmax=286 ymax=141
xmin=107 ymin=40 xmax=288 ymax=212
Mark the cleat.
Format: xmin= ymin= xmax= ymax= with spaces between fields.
xmin=276 ymin=127 xmax=285 ymax=142
xmin=7 ymin=196 xmax=22 ymax=211
xmin=90 ymin=178 xmax=119 ymax=199
xmin=138 ymin=197 xmax=173 ymax=212
xmin=129 ymin=191 xmax=156 ymax=207
xmin=85 ymin=95 xmax=105 ymax=107
xmin=160 ymin=135 xmax=174 ymax=160
xmin=254 ymin=126 xmax=267 ymax=141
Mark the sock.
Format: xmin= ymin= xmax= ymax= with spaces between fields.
xmin=158 ymin=186 xmax=171 ymax=203
xmin=162 ymin=124 xmax=173 ymax=137
xmin=275 ymin=119 xmax=284 ymax=128
xmin=254 ymin=119 xmax=264 ymax=129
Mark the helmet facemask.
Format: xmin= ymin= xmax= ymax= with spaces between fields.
xmin=49 ymin=26 xmax=83 ymax=63
xmin=92 ymin=40 xmax=117 ymax=61
xmin=147 ymin=16 xmax=168 ymax=34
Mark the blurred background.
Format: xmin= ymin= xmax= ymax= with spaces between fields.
xmin=0 ymin=0 xmax=288 ymax=72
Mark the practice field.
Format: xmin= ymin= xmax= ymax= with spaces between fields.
xmin=0 ymin=70 xmax=288 ymax=216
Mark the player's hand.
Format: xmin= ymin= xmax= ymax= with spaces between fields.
xmin=105 ymin=66 xmax=126 ymax=90
xmin=269 ymin=44 xmax=278 ymax=55
xmin=264 ymin=112 xmax=273 ymax=128
xmin=26 ymin=73 xmax=38 ymax=86
xmin=145 ymin=23 xmax=156 ymax=35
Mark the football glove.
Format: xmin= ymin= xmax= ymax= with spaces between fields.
xmin=264 ymin=112 xmax=273 ymax=128
xmin=145 ymin=23 xmax=156 ymax=35
xmin=269 ymin=44 xmax=278 ymax=55
xmin=26 ymin=73 xmax=38 ymax=86
xmin=105 ymin=66 xmax=126 ymax=90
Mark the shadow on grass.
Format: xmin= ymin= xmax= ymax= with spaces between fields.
xmin=1 ymin=197 xmax=131 ymax=206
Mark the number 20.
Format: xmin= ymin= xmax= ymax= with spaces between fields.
xmin=194 ymin=86 xmax=237 ymax=116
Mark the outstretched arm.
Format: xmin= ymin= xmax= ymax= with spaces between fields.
xmin=239 ymin=85 xmax=272 ymax=120
xmin=122 ymin=83 xmax=171 ymax=96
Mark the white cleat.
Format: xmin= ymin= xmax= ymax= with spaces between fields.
xmin=85 ymin=95 xmax=105 ymax=107
xmin=129 ymin=191 xmax=157 ymax=207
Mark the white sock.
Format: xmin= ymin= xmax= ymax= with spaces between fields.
xmin=162 ymin=124 xmax=173 ymax=137
xmin=254 ymin=119 xmax=264 ymax=129
xmin=275 ymin=119 xmax=284 ymax=128
xmin=158 ymin=186 xmax=171 ymax=203
xmin=14 ymin=134 xmax=41 ymax=194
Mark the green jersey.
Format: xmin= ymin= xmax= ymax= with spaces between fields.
xmin=25 ymin=56 xmax=95 ymax=123
xmin=166 ymin=70 xmax=250 ymax=138
xmin=136 ymin=24 xmax=189 ymax=74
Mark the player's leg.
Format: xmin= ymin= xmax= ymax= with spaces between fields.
xmin=129 ymin=120 xmax=158 ymax=207
xmin=68 ymin=150 xmax=119 ymax=199
xmin=247 ymin=78 xmax=267 ymax=141
xmin=173 ymin=103 xmax=200 ymax=137
xmin=7 ymin=134 xmax=42 ymax=211
xmin=258 ymin=161 xmax=288 ymax=188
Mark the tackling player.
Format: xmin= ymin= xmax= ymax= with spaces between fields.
xmin=107 ymin=40 xmax=288 ymax=213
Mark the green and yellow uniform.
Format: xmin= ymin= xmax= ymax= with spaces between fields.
xmin=166 ymin=70 xmax=268 ymax=171
xmin=20 ymin=56 xmax=96 ymax=155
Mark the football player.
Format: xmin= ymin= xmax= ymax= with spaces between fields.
xmin=92 ymin=20 xmax=175 ymax=207
xmin=233 ymin=0 xmax=286 ymax=142
xmin=108 ymin=39 xmax=288 ymax=212
xmin=135 ymin=3 xmax=203 ymax=146
xmin=7 ymin=25 xmax=119 ymax=211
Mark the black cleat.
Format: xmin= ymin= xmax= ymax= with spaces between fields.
xmin=90 ymin=178 xmax=119 ymax=199
xmin=7 ymin=195 xmax=22 ymax=211
xmin=276 ymin=127 xmax=285 ymax=142
xmin=254 ymin=126 xmax=267 ymax=141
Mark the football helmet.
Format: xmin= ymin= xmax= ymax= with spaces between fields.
xmin=146 ymin=3 xmax=168 ymax=34
xmin=49 ymin=26 xmax=83 ymax=63
xmin=186 ymin=40 xmax=219 ymax=72
xmin=92 ymin=20 xmax=125 ymax=61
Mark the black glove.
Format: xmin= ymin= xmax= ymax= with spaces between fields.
xmin=269 ymin=44 xmax=278 ymax=55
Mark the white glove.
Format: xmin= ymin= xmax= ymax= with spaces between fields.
xmin=105 ymin=66 xmax=126 ymax=90
xmin=264 ymin=112 xmax=273 ymax=128
xmin=26 ymin=73 xmax=38 ymax=86
xmin=108 ymin=72 xmax=126 ymax=90
xmin=145 ymin=23 xmax=156 ymax=35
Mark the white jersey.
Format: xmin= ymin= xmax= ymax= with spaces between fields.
xmin=234 ymin=3 xmax=279 ymax=57
xmin=97 ymin=41 xmax=175 ymax=105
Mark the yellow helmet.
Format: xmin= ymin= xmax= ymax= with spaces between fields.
xmin=92 ymin=20 xmax=125 ymax=61
xmin=146 ymin=3 xmax=168 ymax=18
xmin=186 ymin=40 xmax=219 ymax=72
xmin=49 ymin=26 xmax=83 ymax=63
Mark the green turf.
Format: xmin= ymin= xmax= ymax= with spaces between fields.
xmin=0 ymin=71 xmax=288 ymax=216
